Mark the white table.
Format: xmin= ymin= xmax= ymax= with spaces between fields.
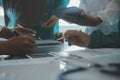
xmin=0 ymin=46 xmax=120 ymax=80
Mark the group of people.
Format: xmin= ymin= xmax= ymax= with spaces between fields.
xmin=0 ymin=0 xmax=120 ymax=55
xmin=64 ymin=0 xmax=120 ymax=48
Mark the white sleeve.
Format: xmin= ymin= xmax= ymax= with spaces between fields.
xmin=79 ymin=0 xmax=87 ymax=11
xmin=98 ymin=0 xmax=120 ymax=25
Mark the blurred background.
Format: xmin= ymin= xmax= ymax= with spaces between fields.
xmin=0 ymin=0 xmax=85 ymax=33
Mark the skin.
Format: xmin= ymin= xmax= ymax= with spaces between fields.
xmin=0 ymin=26 xmax=36 ymax=55
xmin=44 ymin=15 xmax=58 ymax=28
xmin=0 ymin=26 xmax=36 ymax=39
xmin=64 ymin=30 xmax=91 ymax=47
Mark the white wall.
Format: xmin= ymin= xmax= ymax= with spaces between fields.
xmin=0 ymin=7 xmax=4 ymax=26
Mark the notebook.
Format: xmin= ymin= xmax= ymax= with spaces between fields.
xmin=35 ymin=40 xmax=61 ymax=46
xmin=34 ymin=40 xmax=63 ymax=53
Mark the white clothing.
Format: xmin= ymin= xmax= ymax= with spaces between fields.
xmin=79 ymin=0 xmax=120 ymax=35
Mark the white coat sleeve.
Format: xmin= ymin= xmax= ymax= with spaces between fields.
xmin=98 ymin=0 xmax=120 ymax=25
xmin=79 ymin=0 xmax=87 ymax=11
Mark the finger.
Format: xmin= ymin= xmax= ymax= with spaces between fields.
xmin=27 ymin=43 xmax=36 ymax=48
xmin=16 ymin=25 xmax=36 ymax=34
xmin=28 ymin=38 xmax=35 ymax=44
xmin=23 ymin=36 xmax=36 ymax=44
xmin=44 ymin=15 xmax=58 ymax=28
xmin=44 ymin=20 xmax=56 ymax=28
xmin=23 ymin=40 xmax=36 ymax=48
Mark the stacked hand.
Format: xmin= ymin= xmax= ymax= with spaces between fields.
xmin=44 ymin=15 xmax=58 ymax=28
xmin=64 ymin=9 xmax=102 ymax=26
xmin=0 ymin=25 xmax=36 ymax=39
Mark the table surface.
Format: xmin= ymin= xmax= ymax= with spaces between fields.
xmin=0 ymin=45 xmax=120 ymax=80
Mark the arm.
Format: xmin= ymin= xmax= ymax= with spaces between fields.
xmin=88 ymin=30 xmax=120 ymax=48
xmin=64 ymin=24 xmax=120 ymax=48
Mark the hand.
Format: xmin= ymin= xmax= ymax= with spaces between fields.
xmin=64 ymin=9 xmax=102 ymax=26
xmin=64 ymin=30 xmax=91 ymax=47
xmin=0 ymin=26 xmax=36 ymax=39
xmin=0 ymin=27 xmax=14 ymax=39
xmin=44 ymin=15 xmax=58 ymax=28
xmin=16 ymin=24 xmax=36 ymax=36
xmin=3 ymin=35 xmax=36 ymax=55
xmin=55 ymin=32 xmax=64 ymax=42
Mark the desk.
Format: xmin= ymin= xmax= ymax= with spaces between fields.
xmin=0 ymin=46 xmax=120 ymax=80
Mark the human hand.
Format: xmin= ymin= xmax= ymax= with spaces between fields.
xmin=3 ymin=35 xmax=36 ymax=55
xmin=55 ymin=32 xmax=64 ymax=42
xmin=15 ymin=24 xmax=36 ymax=36
xmin=0 ymin=25 xmax=36 ymax=39
xmin=44 ymin=15 xmax=58 ymax=28
xmin=64 ymin=9 xmax=102 ymax=26
xmin=64 ymin=9 xmax=88 ymax=25
xmin=64 ymin=30 xmax=91 ymax=47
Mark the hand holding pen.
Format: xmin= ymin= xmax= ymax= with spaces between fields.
xmin=0 ymin=25 xmax=37 ymax=55
xmin=11 ymin=24 xmax=36 ymax=37
xmin=10 ymin=24 xmax=38 ymax=48
xmin=64 ymin=30 xmax=90 ymax=47
xmin=55 ymin=32 xmax=69 ymax=42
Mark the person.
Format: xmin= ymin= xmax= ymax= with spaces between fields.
xmin=2 ymin=0 xmax=70 ymax=40
xmin=64 ymin=0 xmax=120 ymax=48
xmin=0 ymin=25 xmax=36 ymax=55
xmin=65 ymin=0 xmax=120 ymax=35
xmin=64 ymin=25 xmax=120 ymax=48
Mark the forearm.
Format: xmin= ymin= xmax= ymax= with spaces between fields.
xmin=67 ymin=12 xmax=103 ymax=26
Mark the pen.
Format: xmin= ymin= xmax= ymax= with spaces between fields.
xmin=56 ymin=35 xmax=69 ymax=41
